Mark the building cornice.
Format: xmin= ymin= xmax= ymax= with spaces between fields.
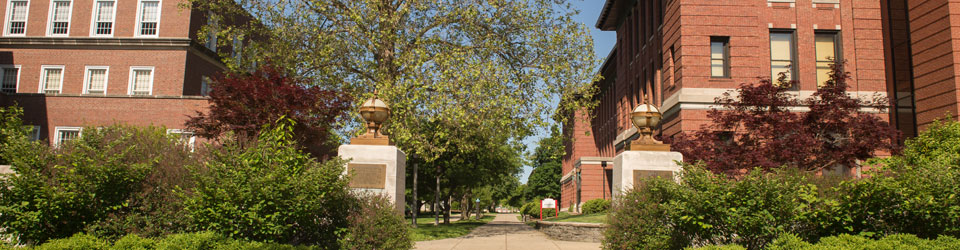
xmin=0 ymin=37 xmax=229 ymax=71
xmin=3 ymin=92 xmax=210 ymax=100
xmin=596 ymin=0 xmax=633 ymax=30
xmin=0 ymin=37 xmax=193 ymax=49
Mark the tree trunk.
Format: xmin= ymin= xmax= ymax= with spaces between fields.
xmin=443 ymin=195 xmax=451 ymax=224
xmin=411 ymin=162 xmax=418 ymax=228
xmin=434 ymin=166 xmax=440 ymax=226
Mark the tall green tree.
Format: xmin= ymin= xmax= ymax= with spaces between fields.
xmin=525 ymin=126 xmax=564 ymax=201
xmin=191 ymin=0 xmax=597 ymax=223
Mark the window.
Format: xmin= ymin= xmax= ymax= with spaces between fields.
xmin=26 ymin=125 xmax=40 ymax=141
xmin=711 ymin=37 xmax=730 ymax=78
xmin=816 ymin=31 xmax=841 ymax=87
xmin=200 ymin=76 xmax=210 ymax=96
xmin=136 ymin=0 xmax=160 ymax=37
xmin=166 ymin=129 xmax=195 ymax=151
xmin=770 ymin=31 xmax=796 ymax=85
xmin=205 ymin=13 xmax=218 ymax=52
xmin=40 ymin=66 xmax=64 ymax=94
xmin=0 ymin=66 xmax=19 ymax=93
xmin=83 ymin=66 xmax=108 ymax=94
xmin=128 ymin=67 xmax=153 ymax=95
xmin=48 ymin=0 xmax=72 ymax=36
xmin=231 ymin=36 xmax=243 ymax=63
xmin=5 ymin=0 xmax=28 ymax=35
xmin=91 ymin=0 xmax=114 ymax=36
xmin=54 ymin=126 xmax=81 ymax=146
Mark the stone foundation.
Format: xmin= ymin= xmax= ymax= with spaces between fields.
xmin=534 ymin=221 xmax=607 ymax=243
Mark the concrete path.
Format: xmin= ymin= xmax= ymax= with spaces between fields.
xmin=414 ymin=213 xmax=601 ymax=250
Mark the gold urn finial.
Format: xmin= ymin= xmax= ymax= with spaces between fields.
xmin=353 ymin=93 xmax=393 ymax=145
xmin=628 ymin=100 xmax=670 ymax=151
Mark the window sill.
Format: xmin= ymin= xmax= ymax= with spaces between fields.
xmin=709 ymin=77 xmax=733 ymax=81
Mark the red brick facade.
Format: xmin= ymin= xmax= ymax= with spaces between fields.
xmin=0 ymin=0 xmax=229 ymax=143
xmin=562 ymin=0 xmax=960 ymax=211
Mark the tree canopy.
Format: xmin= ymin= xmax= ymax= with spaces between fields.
xmin=525 ymin=126 xmax=563 ymax=201
xmin=190 ymin=0 xmax=598 ymax=162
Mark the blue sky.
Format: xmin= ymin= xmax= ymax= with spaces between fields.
xmin=519 ymin=0 xmax=616 ymax=183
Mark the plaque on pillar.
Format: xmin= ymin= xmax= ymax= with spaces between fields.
xmin=338 ymin=95 xmax=406 ymax=213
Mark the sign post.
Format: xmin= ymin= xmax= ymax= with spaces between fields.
xmin=540 ymin=198 xmax=557 ymax=220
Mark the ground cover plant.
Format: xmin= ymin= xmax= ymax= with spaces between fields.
xmin=410 ymin=215 xmax=494 ymax=241
xmin=543 ymin=212 xmax=607 ymax=224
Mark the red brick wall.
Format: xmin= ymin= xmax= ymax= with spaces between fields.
xmin=3 ymin=94 xmax=208 ymax=141
xmin=579 ymin=163 xmax=611 ymax=202
xmin=905 ymin=0 xmax=960 ymax=128
xmin=0 ymin=48 xmax=189 ymax=96
xmin=656 ymin=0 xmax=887 ymax=136
xmin=0 ymin=0 xmax=193 ymax=38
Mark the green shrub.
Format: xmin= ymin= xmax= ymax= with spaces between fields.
xmin=338 ymin=194 xmax=413 ymax=250
xmin=603 ymin=177 xmax=677 ymax=250
xmin=33 ymin=233 xmax=109 ymax=250
xmin=606 ymin=120 xmax=960 ymax=250
xmin=699 ymin=233 xmax=960 ymax=250
xmin=111 ymin=234 xmax=156 ymax=250
xmin=839 ymin=118 xmax=960 ymax=238
xmin=182 ymin=119 xmax=356 ymax=246
xmin=0 ymin=123 xmax=199 ymax=244
xmin=18 ymin=232 xmax=319 ymax=250
xmin=520 ymin=201 xmax=537 ymax=218
xmin=581 ymin=199 xmax=610 ymax=214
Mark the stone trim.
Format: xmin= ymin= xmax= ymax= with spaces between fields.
xmin=0 ymin=37 xmax=193 ymax=49
xmin=661 ymin=88 xmax=889 ymax=118
xmin=4 ymin=92 xmax=210 ymax=100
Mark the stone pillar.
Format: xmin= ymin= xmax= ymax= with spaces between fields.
xmin=338 ymin=144 xmax=406 ymax=214
xmin=612 ymin=150 xmax=682 ymax=197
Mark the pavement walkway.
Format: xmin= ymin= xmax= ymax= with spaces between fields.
xmin=414 ymin=213 xmax=601 ymax=250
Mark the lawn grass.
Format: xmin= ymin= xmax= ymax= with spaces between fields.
xmin=409 ymin=214 xmax=496 ymax=241
xmin=543 ymin=212 xmax=608 ymax=224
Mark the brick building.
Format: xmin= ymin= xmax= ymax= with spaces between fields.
xmin=0 ymin=0 xmax=231 ymax=146
xmin=561 ymin=0 xmax=960 ymax=211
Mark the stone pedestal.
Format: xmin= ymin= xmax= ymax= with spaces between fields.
xmin=338 ymin=144 xmax=406 ymax=213
xmin=612 ymin=150 xmax=683 ymax=197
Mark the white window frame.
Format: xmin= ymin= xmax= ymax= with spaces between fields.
xmin=200 ymin=76 xmax=210 ymax=96
xmin=88 ymin=0 xmax=116 ymax=37
xmin=205 ymin=12 xmax=218 ymax=52
xmin=0 ymin=64 xmax=21 ymax=93
xmin=166 ymin=129 xmax=196 ymax=151
xmin=82 ymin=66 xmax=109 ymax=94
xmin=38 ymin=65 xmax=65 ymax=94
xmin=127 ymin=66 xmax=154 ymax=95
xmin=134 ymin=0 xmax=161 ymax=38
xmin=28 ymin=125 xmax=40 ymax=141
xmin=4 ymin=0 xmax=29 ymax=36
xmin=53 ymin=126 xmax=81 ymax=147
xmin=45 ymin=0 xmax=73 ymax=37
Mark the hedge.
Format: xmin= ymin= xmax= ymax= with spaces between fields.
xmin=581 ymin=199 xmax=610 ymax=215
xmin=605 ymin=119 xmax=960 ymax=250
xmin=692 ymin=234 xmax=960 ymax=250
xmin=0 ymin=232 xmax=318 ymax=250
